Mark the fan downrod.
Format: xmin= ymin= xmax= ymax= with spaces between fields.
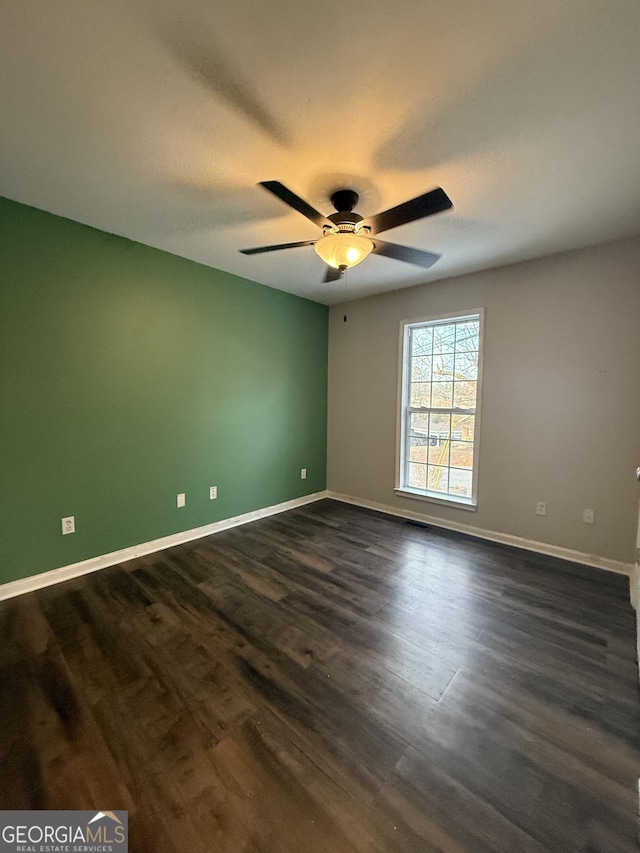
xmin=330 ymin=189 xmax=359 ymax=213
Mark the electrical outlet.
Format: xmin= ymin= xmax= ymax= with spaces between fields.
xmin=301 ymin=468 xmax=307 ymax=480
xmin=536 ymin=502 xmax=546 ymax=516
xmin=583 ymin=508 xmax=595 ymax=525
xmin=61 ymin=516 xmax=75 ymax=535
xmin=177 ymin=493 xmax=186 ymax=508
xmin=209 ymin=485 xmax=217 ymax=500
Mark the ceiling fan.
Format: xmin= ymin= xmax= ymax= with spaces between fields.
xmin=240 ymin=181 xmax=453 ymax=282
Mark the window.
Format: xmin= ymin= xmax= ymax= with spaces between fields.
xmin=397 ymin=310 xmax=483 ymax=508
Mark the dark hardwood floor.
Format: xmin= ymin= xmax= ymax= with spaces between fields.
xmin=0 ymin=499 xmax=638 ymax=851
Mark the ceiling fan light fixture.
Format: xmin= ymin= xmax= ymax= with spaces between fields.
xmin=313 ymin=231 xmax=374 ymax=270
xmin=241 ymin=181 xmax=452 ymax=282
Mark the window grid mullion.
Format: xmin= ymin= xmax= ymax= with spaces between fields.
xmin=407 ymin=407 xmax=476 ymax=416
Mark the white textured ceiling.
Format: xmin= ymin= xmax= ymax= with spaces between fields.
xmin=1 ymin=0 xmax=640 ymax=304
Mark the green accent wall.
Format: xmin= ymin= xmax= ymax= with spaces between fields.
xmin=0 ymin=196 xmax=328 ymax=585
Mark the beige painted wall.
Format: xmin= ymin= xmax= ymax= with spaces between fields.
xmin=328 ymin=236 xmax=640 ymax=565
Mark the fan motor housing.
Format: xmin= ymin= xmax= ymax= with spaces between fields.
xmin=327 ymin=189 xmax=372 ymax=233
xmin=327 ymin=211 xmax=365 ymax=232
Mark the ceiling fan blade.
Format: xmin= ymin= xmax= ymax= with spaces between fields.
xmin=373 ymin=240 xmax=441 ymax=269
xmin=323 ymin=266 xmax=344 ymax=283
xmin=365 ymin=187 xmax=452 ymax=235
xmin=239 ymin=240 xmax=316 ymax=255
xmin=259 ymin=181 xmax=333 ymax=229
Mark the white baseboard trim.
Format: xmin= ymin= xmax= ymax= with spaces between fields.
xmin=327 ymin=491 xmax=633 ymax=578
xmin=0 ymin=491 xmax=329 ymax=602
xmin=3 ymin=489 xmax=631 ymax=603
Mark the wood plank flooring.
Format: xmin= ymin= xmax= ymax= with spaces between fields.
xmin=0 ymin=499 xmax=638 ymax=851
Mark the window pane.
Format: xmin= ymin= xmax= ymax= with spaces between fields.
xmin=429 ymin=412 xmax=451 ymax=438
xmin=453 ymin=380 xmax=477 ymax=408
xmin=452 ymin=413 xmax=475 ymax=442
xmin=432 ymin=352 xmax=454 ymax=380
xmin=427 ymin=465 xmax=449 ymax=493
xmin=410 ymin=382 xmax=431 ymax=407
xmin=411 ymin=327 xmax=432 ymax=356
xmin=408 ymin=437 xmax=429 ymax=463
xmin=431 ymin=382 xmax=453 ymax=408
xmin=433 ymin=324 xmax=455 ymax=354
xmin=411 ymin=356 xmax=432 ymax=382
xmin=454 ymin=350 xmax=478 ymax=380
xmin=408 ymin=462 xmax=427 ymax=489
xmin=429 ymin=436 xmax=450 ymax=465
xmin=410 ymin=412 xmax=430 ymax=434
xmin=450 ymin=441 xmax=473 ymax=469
xmin=449 ymin=468 xmax=473 ymax=497
xmin=455 ymin=322 xmax=479 ymax=352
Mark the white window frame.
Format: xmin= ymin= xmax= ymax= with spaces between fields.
xmin=395 ymin=308 xmax=484 ymax=510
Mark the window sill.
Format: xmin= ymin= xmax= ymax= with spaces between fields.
xmin=394 ymin=487 xmax=477 ymax=511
